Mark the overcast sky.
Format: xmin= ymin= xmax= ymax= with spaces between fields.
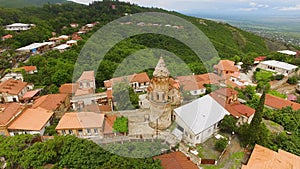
xmin=69 ymin=0 xmax=300 ymax=16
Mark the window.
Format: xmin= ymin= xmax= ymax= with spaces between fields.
xmin=94 ymin=129 xmax=98 ymax=134
xmin=196 ymin=136 xmax=199 ymax=140
xmin=69 ymin=130 xmax=73 ymax=134
xmin=87 ymin=129 xmax=91 ymax=133
xmin=62 ymin=130 xmax=66 ymax=135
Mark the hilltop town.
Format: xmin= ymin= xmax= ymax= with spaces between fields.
xmin=0 ymin=1 xmax=299 ymax=169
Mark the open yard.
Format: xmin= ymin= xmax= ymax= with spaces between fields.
xmin=196 ymin=136 xmax=221 ymax=159
xmin=197 ymin=133 xmax=246 ymax=169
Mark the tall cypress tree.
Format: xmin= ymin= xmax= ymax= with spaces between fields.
xmin=248 ymin=82 xmax=270 ymax=146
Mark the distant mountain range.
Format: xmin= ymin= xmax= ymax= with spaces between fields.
xmin=0 ymin=0 xmax=67 ymax=8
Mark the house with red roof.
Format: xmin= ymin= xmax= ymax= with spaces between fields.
xmin=242 ymin=144 xmax=300 ymax=169
xmin=32 ymin=94 xmax=70 ymax=117
xmin=1 ymin=34 xmax=13 ymax=41
xmin=8 ymin=107 xmax=53 ymax=136
xmin=213 ymin=60 xmax=240 ymax=78
xmin=0 ymin=103 xmax=25 ymax=136
xmin=104 ymin=72 xmax=150 ymax=92
xmin=59 ymin=83 xmax=78 ymax=95
xmin=56 ymin=112 xmax=104 ymax=138
xmin=264 ymin=94 xmax=300 ymax=111
xmin=21 ymin=89 xmax=42 ymax=103
xmin=20 ymin=66 xmax=38 ymax=74
xmin=254 ymin=56 xmax=267 ymax=64
xmin=176 ymin=73 xmax=223 ymax=96
xmin=210 ymin=88 xmax=255 ymax=125
xmin=0 ymin=79 xmax=29 ymax=103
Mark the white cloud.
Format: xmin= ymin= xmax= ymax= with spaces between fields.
xmin=279 ymin=4 xmax=300 ymax=11
xmin=237 ymin=7 xmax=258 ymax=11
xmin=249 ymin=2 xmax=257 ymax=7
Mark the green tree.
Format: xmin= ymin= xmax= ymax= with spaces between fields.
xmin=113 ymin=116 xmax=129 ymax=133
xmin=215 ymin=138 xmax=228 ymax=152
xmin=219 ymin=115 xmax=238 ymax=133
xmin=287 ymin=76 xmax=298 ymax=84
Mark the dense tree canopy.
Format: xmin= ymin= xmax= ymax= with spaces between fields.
xmin=0 ymin=135 xmax=162 ymax=169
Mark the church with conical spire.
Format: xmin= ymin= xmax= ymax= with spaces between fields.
xmin=147 ymin=57 xmax=181 ymax=130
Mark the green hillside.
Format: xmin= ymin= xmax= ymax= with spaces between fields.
xmin=0 ymin=1 xmax=288 ymax=87
xmin=0 ymin=0 xmax=67 ymax=8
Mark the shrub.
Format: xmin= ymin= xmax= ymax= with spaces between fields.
xmin=215 ymin=138 xmax=228 ymax=152
xmin=287 ymin=76 xmax=298 ymax=84
xmin=273 ymin=74 xmax=284 ymax=80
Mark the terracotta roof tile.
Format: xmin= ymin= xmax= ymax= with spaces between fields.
xmin=59 ymin=83 xmax=78 ymax=94
xmin=21 ymin=66 xmax=37 ymax=72
xmin=77 ymin=71 xmax=94 ymax=82
xmin=153 ymin=151 xmax=198 ymax=169
xmin=0 ymin=79 xmax=27 ymax=95
xmin=99 ymin=105 xmax=112 ymax=112
xmin=130 ymin=72 xmax=150 ymax=83
xmin=104 ymin=115 xmax=117 ymax=134
xmin=242 ymin=144 xmax=300 ymax=169
xmin=104 ymin=72 xmax=150 ymax=88
xmin=56 ymin=112 xmax=104 ymax=129
xmin=177 ymin=73 xmax=222 ymax=91
xmin=22 ymin=89 xmax=41 ymax=100
xmin=0 ymin=103 xmax=24 ymax=126
xmin=32 ymin=94 xmax=68 ymax=111
xmin=8 ymin=107 xmax=53 ymax=131
xmin=265 ymin=94 xmax=300 ymax=111
xmin=214 ymin=60 xmax=239 ymax=72
xmin=211 ymin=87 xmax=238 ymax=97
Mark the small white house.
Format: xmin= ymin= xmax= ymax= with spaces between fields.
xmin=258 ymin=60 xmax=298 ymax=76
xmin=0 ymin=73 xmax=23 ymax=82
xmin=173 ymin=95 xmax=230 ymax=145
xmin=5 ymin=23 xmax=34 ymax=31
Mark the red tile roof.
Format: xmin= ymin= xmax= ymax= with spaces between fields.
xmin=131 ymin=72 xmax=150 ymax=83
xmin=99 ymin=105 xmax=112 ymax=112
xmin=21 ymin=66 xmax=37 ymax=72
xmin=265 ymin=94 xmax=300 ymax=111
xmin=153 ymin=151 xmax=198 ymax=169
xmin=22 ymin=89 xmax=41 ymax=100
xmin=255 ymin=56 xmax=267 ymax=61
xmin=8 ymin=107 xmax=53 ymax=131
xmin=32 ymin=94 xmax=68 ymax=111
xmin=104 ymin=115 xmax=117 ymax=134
xmin=104 ymin=72 xmax=150 ymax=88
xmin=0 ymin=103 xmax=24 ymax=126
xmin=77 ymin=71 xmax=94 ymax=82
xmin=59 ymin=83 xmax=78 ymax=94
xmin=214 ymin=60 xmax=239 ymax=72
xmin=177 ymin=73 xmax=222 ymax=91
xmin=0 ymin=79 xmax=27 ymax=95
xmin=56 ymin=112 xmax=104 ymax=130
xmin=2 ymin=34 xmax=13 ymax=39
xmin=226 ymin=104 xmax=255 ymax=118
xmin=242 ymin=144 xmax=300 ymax=169
xmin=210 ymin=88 xmax=254 ymax=118
xmin=212 ymin=87 xmax=238 ymax=97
